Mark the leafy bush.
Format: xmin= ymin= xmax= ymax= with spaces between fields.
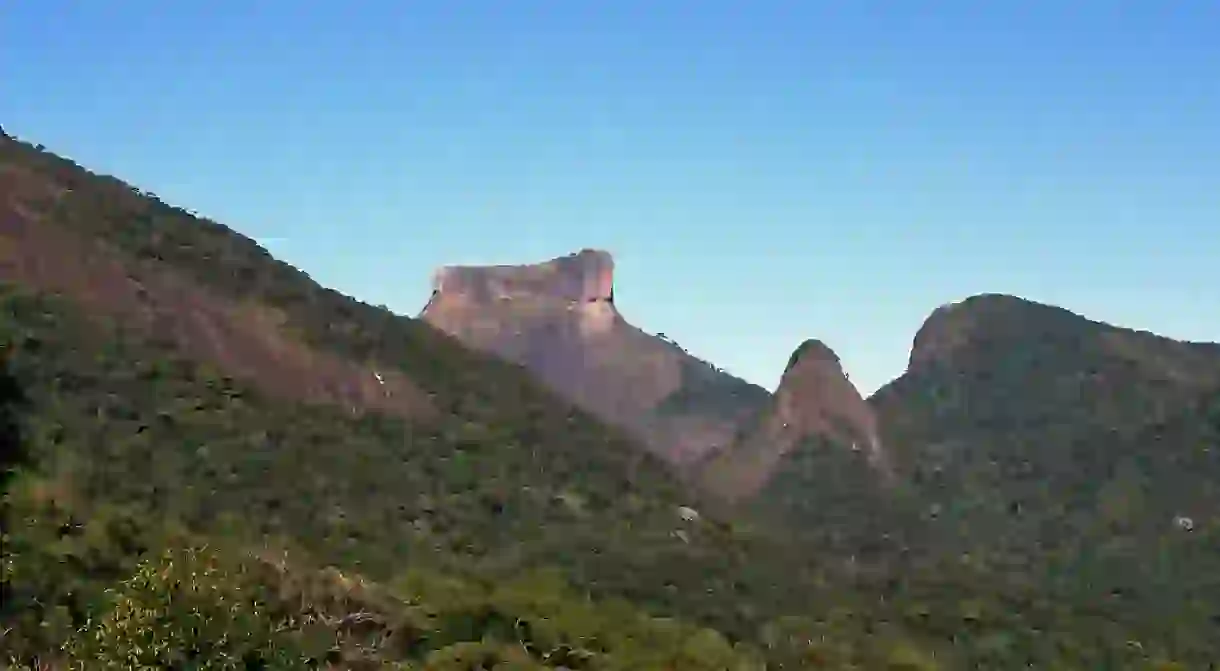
xmin=62 ymin=545 xmax=311 ymax=670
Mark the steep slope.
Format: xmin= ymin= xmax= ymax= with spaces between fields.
xmin=699 ymin=338 xmax=887 ymax=502
xmin=0 ymin=183 xmax=436 ymax=421
xmin=0 ymin=131 xmax=809 ymax=643
xmin=1038 ymin=384 xmax=1220 ymax=636
xmin=693 ymin=339 xmax=917 ymax=565
xmin=5 ymin=130 xmax=1219 ymax=667
xmin=870 ymin=293 xmax=1220 ymax=544
xmin=8 ymin=131 xmax=1021 ymax=669
xmin=872 ymin=293 xmax=1220 ymax=485
xmin=420 ymin=250 xmax=771 ymax=465
xmin=867 ymin=293 xmax=1220 ymax=654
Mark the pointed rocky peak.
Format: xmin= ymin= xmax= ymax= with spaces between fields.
xmin=782 ymin=338 xmax=843 ymax=378
xmin=699 ymin=337 xmax=887 ymax=502
xmin=770 ymin=339 xmax=881 ymax=456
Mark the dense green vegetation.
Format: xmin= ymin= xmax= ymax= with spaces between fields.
xmin=871 ymin=296 xmax=1220 ymax=559
xmin=748 ymin=435 xmax=916 ymax=556
xmin=0 ymin=285 xmax=941 ymax=669
xmin=3 ymin=132 xmax=1219 ymax=668
xmin=866 ymin=296 xmax=1220 ymax=665
xmin=6 ymin=506 xmax=771 ymax=669
xmin=0 ymin=286 xmax=779 ymax=634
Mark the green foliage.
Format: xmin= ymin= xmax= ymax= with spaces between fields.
xmin=8 ymin=520 xmax=771 ymax=670
xmin=5 ymin=135 xmax=1220 ymax=669
xmin=748 ymin=435 xmax=918 ymax=556
xmin=0 ymin=285 xmax=776 ymax=619
xmin=62 ymin=545 xmax=311 ymax=670
xmin=868 ymin=295 xmax=1220 ymax=667
xmin=0 ymin=283 xmax=803 ymax=666
xmin=392 ymin=567 xmax=768 ymax=670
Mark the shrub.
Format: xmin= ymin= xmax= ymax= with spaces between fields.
xmin=62 ymin=544 xmax=311 ymax=670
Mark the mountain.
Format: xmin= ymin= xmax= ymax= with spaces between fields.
xmin=5 ymin=129 xmax=1220 ymax=668
xmin=699 ymin=338 xmax=887 ymax=501
xmin=872 ymin=293 xmax=1220 ymax=495
xmin=866 ymin=293 xmax=1220 ymax=655
xmin=0 ymin=131 xmax=828 ymax=667
xmin=3 ymin=129 xmax=1008 ymax=669
xmin=418 ymin=250 xmax=897 ymax=505
xmin=416 ymin=250 xmax=1220 ymax=662
xmin=689 ymin=339 xmax=921 ymax=567
xmin=420 ymin=248 xmax=771 ymax=465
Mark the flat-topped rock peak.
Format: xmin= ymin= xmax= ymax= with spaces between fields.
xmin=428 ymin=248 xmax=615 ymax=306
xmin=422 ymin=249 xmax=620 ymax=338
xmin=419 ymin=248 xmax=768 ymax=466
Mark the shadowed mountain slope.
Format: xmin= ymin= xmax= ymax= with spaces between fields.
xmin=866 ymin=294 xmax=1220 ymax=654
xmin=872 ymin=293 xmax=1220 ymax=484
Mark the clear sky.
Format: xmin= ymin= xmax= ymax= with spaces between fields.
xmin=4 ymin=1 xmax=1218 ymax=395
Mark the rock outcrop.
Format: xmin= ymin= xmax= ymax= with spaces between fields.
xmin=422 ymin=249 xmax=618 ymax=339
xmin=420 ymin=250 xmax=894 ymax=498
xmin=431 ymin=248 xmax=616 ymax=305
xmin=764 ymin=339 xmax=885 ymax=463
xmin=698 ymin=339 xmax=886 ymax=501
xmin=420 ymin=249 xmax=770 ymax=465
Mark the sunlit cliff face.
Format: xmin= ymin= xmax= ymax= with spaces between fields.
xmin=417 ymin=248 xmax=773 ymax=467
xmin=768 ymin=339 xmax=886 ymax=467
xmin=422 ymin=248 xmax=618 ymax=337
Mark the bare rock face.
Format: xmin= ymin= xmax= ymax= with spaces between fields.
xmin=766 ymin=340 xmax=885 ymax=461
xmin=699 ymin=339 xmax=887 ymax=500
xmin=425 ymin=248 xmax=617 ymax=334
xmin=434 ymin=248 xmax=616 ymax=302
xmin=421 ymin=250 xmax=890 ymax=500
xmin=420 ymin=249 xmax=769 ymax=465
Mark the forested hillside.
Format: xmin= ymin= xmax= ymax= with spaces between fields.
xmin=3 ymin=131 xmax=1217 ymax=669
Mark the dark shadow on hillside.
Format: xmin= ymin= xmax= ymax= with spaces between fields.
xmin=0 ymin=353 xmax=27 ymax=492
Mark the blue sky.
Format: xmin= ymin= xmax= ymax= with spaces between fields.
xmin=4 ymin=1 xmax=1218 ymax=395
